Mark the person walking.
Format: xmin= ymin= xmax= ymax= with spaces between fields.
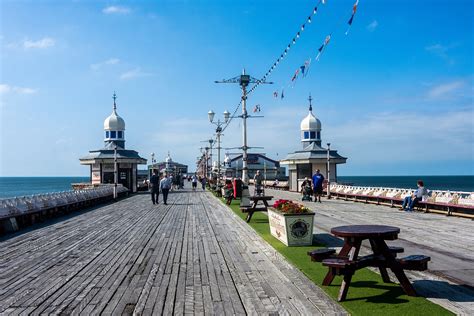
xmin=160 ymin=173 xmax=172 ymax=205
xmin=149 ymin=170 xmax=160 ymax=205
xmin=312 ymin=169 xmax=325 ymax=203
xmin=402 ymin=180 xmax=428 ymax=212
xmin=201 ymin=176 xmax=207 ymax=191
xmin=253 ymin=170 xmax=264 ymax=196
xmin=191 ymin=174 xmax=198 ymax=191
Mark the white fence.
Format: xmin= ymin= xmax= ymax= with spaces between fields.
xmin=0 ymin=186 xmax=128 ymax=219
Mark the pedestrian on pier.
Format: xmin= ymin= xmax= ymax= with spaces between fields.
xmin=402 ymin=180 xmax=428 ymax=212
xmin=201 ymin=177 xmax=207 ymax=191
xmin=312 ymin=169 xmax=324 ymax=203
xmin=160 ymin=173 xmax=172 ymax=205
xmin=149 ymin=170 xmax=160 ymax=205
xmin=192 ymin=174 xmax=198 ymax=190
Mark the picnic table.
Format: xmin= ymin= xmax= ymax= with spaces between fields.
xmin=308 ymin=225 xmax=430 ymax=302
xmin=241 ymin=195 xmax=273 ymax=222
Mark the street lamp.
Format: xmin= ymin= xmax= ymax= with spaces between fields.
xmin=114 ymin=144 xmax=118 ymax=200
xmin=150 ymin=152 xmax=155 ymax=177
xmin=327 ymin=143 xmax=331 ymax=199
xmin=208 ymin=109 xmax=230 ymax=182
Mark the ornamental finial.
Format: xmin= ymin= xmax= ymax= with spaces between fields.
xmin=308 ymin=93 xmax=313 ymax=112
xmin=113 ymin=91 xmax=117 ymax=110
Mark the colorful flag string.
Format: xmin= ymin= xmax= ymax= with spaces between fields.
xmin=276 ymin=0 xmax=361 ymax=100
xmin=246 ymin=0 xmax=327 ymax=96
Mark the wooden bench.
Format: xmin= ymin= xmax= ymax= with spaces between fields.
xmin=307 ymin=245 xmax=404 ymax=264
xmin=307 ymin=248 xmax=336 ymax=262
xmin=398 ymin=255 xmax=430 ymax=271
xmin=240 ymin=195 xmax=273 ymax=222
xmin=322 ymin=258 xmax=356 ymax=275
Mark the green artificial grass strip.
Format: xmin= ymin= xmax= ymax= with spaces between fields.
xmin=221 ymin=198 xmax=452 ymax=316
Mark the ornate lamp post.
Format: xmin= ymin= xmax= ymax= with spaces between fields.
xmin=208 ymin=109 xmax=230 ymax=182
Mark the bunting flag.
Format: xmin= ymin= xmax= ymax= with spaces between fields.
xmin=315 ymin=35 xmax=331 ymax=61
xmin=346 ymin=0 xmax=359 ymax=35
xmin=244 ymin=0 xmax=328 ymax=95
xmin=281 ymin=89 xmax=285 ymax=99
xmin=291 ymin=68 xmax=300 ymax=82
xmin=300 ymin=59 xmax=311 ymax=77
xmin=273 ymin=91 xmax=279 ymax=98
xmin=253 ymin=104 xmax=261 ymax=113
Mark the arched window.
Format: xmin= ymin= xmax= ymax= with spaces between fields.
xmin=317 ymin=131 xmax=321 ymax=139
xmin=118 ymin=131 xmax=123 ymax=139
xmin=110 ymin=131 xmax=117 ymax=138
xmin=303 ymin=131 xmax=310 ymax=139
xmin=105 ymin=131 xmax=110 ymax=138
xmin=310 ymin=131 xmax=316 ymax=139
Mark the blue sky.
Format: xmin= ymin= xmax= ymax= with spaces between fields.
xmin=0 ymin=0 xmax=473 ymax=176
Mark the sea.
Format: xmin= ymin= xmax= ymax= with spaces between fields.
xmin=0 ymin=176 xmax=473 ymax=199
xmin=0 ymin=177 xmax=89 ymax=199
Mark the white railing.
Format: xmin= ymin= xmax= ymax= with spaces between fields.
xmin=328 ymin=184 xmax=473 ymax=206
xmin=0 ymin=186 xmax=128 ymax=219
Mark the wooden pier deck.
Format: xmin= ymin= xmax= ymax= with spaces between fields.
xmin=0 ymin=190 xmax=345 ymax=315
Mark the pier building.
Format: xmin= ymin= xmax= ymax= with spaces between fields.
xmin=79 ymin=93 xmax=146 ymax=192
xmin=222 ymin=153 xmax=286 ymax=180
xmin=148 ymin=152 xmax=188 ymax=176
xmin=280 ymin=95 xmax=347 ymax=191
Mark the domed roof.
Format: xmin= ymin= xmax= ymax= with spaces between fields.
xmin=300 ymin=111 xmax=321 ymax=131
xmin=165 ymin=153 xmax=172 ymax=163
xmin=104 ymin=109 xmax=125 ymax=131
xmin=104 ymin=93 xmax=125 ymax=131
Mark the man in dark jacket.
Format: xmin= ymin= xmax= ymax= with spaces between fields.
xmin=150 ymin=170 xmax=160 ymax=205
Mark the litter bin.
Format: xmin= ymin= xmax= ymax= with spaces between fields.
xmin=233 ymin=179 xmax=242 ymax=199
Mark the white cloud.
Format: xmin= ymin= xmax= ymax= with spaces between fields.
xmin=326 ymin=110 xmax=474 ymax=164
xmin=425 ymin=43 xmax=455 ymax=64
xmin=0 ymin=84 xmax=11 ymax=94
xmin=427 ymin=80 xmax=465 ymax=99
xmin=23 ymin=37 xmax=55 ymax=49
xmin=103 ymin=6 xmax=131 ymax=14
xmin=90 ymin=58 xmax=120 ymax=71
xmin=119 ymin=68 xmax=153 ymax=80
xmin=0 ymin=84 xmax=38 ymax=95
xmin=6 ymin=37 xmax=56 ymax=50
xmin=366 ymin=20 xmax=378 ymax=32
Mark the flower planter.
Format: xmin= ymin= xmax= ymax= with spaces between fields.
xmin=268 ymin=207 xmax=315 ymax=246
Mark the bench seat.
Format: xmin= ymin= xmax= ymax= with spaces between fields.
xmin=239 ymin=207 xmax=267 ymax=213
xmin=398 ymin=255 xmax=430 ymax=271
xmin=307 ymin=248 xmax=336 ymax=262
xmin=388 ymin=246 xmax=404 ymax=255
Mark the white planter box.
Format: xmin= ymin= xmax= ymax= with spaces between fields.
xmin=268 ymin=208 xmax=315 ymax=246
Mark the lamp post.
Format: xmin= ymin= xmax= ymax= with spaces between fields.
xmin=326 ymin=143 xmax=331 ymax=199
xmin=208 ymin=109 xmax=230 ymax=182
xmin=150 ymin=152 xmax=155 ymax=177
xmin=208 ymin=140 xmax=214 ymax=179
xmin=114 ymin=144 xmax=118 ymax=200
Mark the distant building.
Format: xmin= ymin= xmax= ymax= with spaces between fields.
xmin=79 ymin=93 xmax=147 ymax=192
xmin=222 ymin=153 xmax=286 ymax=180
xmin=148 ymin=152 xmax=188 ymax=177
xmin=280 ymin=95 xmax=347 ymax=191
